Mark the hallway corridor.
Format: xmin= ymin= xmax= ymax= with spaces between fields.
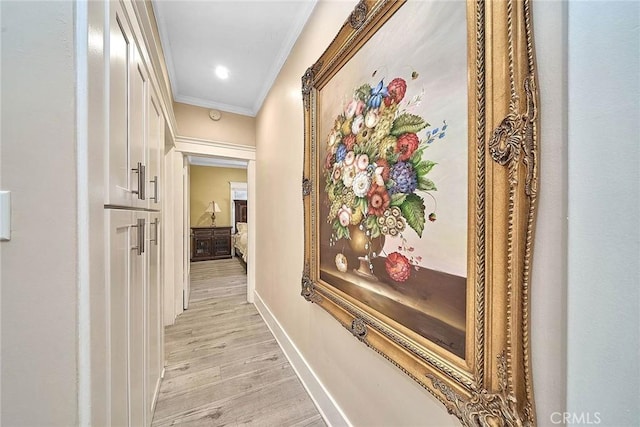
xmin=152 ymin=259 xmax=325 ymax=426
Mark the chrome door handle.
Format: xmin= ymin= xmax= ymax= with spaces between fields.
xmin=132 ymin=162 xmax=146 ymax=200
xmin=131 ymin=217 xmax=145 ymax=255
xmin=151 ymin=217 xmax=159 ymax=245
xmin=150 ymin=176 xmax=159 ymax=203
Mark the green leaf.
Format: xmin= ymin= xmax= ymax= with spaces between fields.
xmin=400 ymin=194 xmax=426 ymax=237
xmin=390 ymin=193 xmax=407 ymax=207
xmin=358 ymin=197 xmax=368 ymax=213
xmin=370 ymin=222 xmax=381 ymax=238
xmin=390 ymin=113 xmax=429 ymax=136
xmin=332 ymin=219 xmax=341 ymax=231
xmin=418 ymin=177 xmax=437 ymax=191
xmin=415 ymin=160 xmax=437 ymax=177
xmin=409 ymin=147 xmax=426 ymax=166
xmin=355 ymin=84 xmax=372 ymax=103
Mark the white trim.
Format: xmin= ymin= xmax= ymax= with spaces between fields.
xmin=229 ymin=182 xmax=248 ymax=235
xmin=174 ymin=139 xmax=255 ymax=306
xmin=188 ymin=156 xmax=248 ymax=169
xmin=76 ymin=1 xmax=91 ymax=424
xmin=174 ymin=94 xmax=256 ymax=117
xmin=175 ymin=136 xmax=256 ymax=161
xmin=253 ymin=292 xmax=351 ymax=427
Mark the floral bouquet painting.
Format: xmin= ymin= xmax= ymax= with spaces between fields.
xmin=324 ymin=72 xmax=447 ymax=283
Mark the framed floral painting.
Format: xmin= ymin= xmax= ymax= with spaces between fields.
xmin=301 ymin=0 xmax=539 ymax=425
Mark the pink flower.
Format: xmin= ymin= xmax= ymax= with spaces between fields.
xmin=338 ymin=205 xmax=352 ymax=227
xmin=395 ymin=133 xmax=420 ymax=161
xmin=325 ymin=152 xmax=334 ymax=170
xmin=355 ymin=153 xmax=369 ymax=171
xmin=385 ymin=252 xmax=412 ymax=282
xmin=351 ymin=115 xmax=365 ymax=135
xmin=384 ymin=78 xmax=407 ymax=107
xmin=345 ymin=99 xmax=366 ymax=119
xmin=344 ymin=151 xmax=356 ymax=166
xmin=375 ymin=159 xmax=390 ymax=181
xmin=331 ymin=163 xmax=343 ymax=183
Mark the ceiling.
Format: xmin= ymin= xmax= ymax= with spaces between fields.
xmin=153 ymin=0 xmax=317 ymax=117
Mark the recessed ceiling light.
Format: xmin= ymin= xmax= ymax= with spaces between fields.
xmin=215 ymin=65 xmax=229 ymax=80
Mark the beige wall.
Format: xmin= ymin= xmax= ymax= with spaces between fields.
xmin=256 ymin=1 xmax=568 ymax=426
xmin=255 ymin=1 xmax=458 ymax=425
xmin=190 ymin=165 xmax=247 ymax=227
xmin=174 ymin=102 xmax=256 ymax=146
xmin=1 ymin=1 xmax=79 ymax=424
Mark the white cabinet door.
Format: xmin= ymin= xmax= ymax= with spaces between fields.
xmin=129 ymin=211 xmax=146 ymax=427
xmin=107 ymin=6 xmax=133 ymax=207
xmin=106 ymin=209 xmax=132 ymax=427
xmin=146 ymin=91 xmax=163 ymax=209
xmin=107 ymin=2 xmax=148 ymax=209
xmin=146 ymin=212 xmax=162 ymax=419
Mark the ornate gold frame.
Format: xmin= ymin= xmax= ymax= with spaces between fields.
xmin=301 ymin=0 xmax=539 ymax=424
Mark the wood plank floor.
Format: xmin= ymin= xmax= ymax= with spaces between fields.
xmin=152 ymin=258 xmax=326 ymax=427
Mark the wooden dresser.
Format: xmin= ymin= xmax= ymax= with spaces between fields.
xmin=190 ymin=226 xmax=232 ymax=261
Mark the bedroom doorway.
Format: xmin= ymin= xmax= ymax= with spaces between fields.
xmin=173 ymin=137 xmax=256 ymax=306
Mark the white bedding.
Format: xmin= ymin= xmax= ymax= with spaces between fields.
xmin=233 ymin=222 xmax=248 ymax=263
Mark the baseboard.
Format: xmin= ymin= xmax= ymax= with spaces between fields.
xmin=253 ymin=291 xmax=351 ymax=427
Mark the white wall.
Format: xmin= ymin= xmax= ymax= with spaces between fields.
xmin=566 ymin=2 xmax=640 ymax=426
xmin=1 ymin=1 xmax=79 ymax=425
xmin=255 ymin=1 xmax=569 ymax=425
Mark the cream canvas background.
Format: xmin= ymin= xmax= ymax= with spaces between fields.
xmin=319 ymin=1 xmax=468 ymax=277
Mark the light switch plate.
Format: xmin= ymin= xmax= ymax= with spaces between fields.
xmin=0 ymin=191 xmax=11 ymax=241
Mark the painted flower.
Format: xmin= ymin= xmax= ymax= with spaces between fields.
xmin=368 ymin=80 xmax=389 ymax=109
xmin=352 ymin=172 xmax=371 ymax=197
xmin=331 ymin=163 xmax=343 ymax=183
xmin=324 ymin=152 xmax=334 ymax=170
xmin=367 ymin=183 xmax=390 ymax=216
xmin=327 ymin=129 xmax=341 ymax=148
xmin=344 ymin=151 xmax=356 ymax=166
xmin=337 ymin=205 xmax=352 ymax=227
xmin=395 ymin=133 xmax=420 ymax=161
xmin=384 ymin=78 xmax=407 ymax=107
xmin=375 ymin=159 xmax=390 ymax=181
xmin=343 ymin=134 xmax=356 ymax=151
xmin=365 ymin=109 xmax=380 ymax=128
xmin=355 ymin=153 xmax=369 ymax=172
xmin=335 ymin=143 xmax=347 ymax=163
xmin=342 ymin=164 xmax=356 ymax=187
xmin=389 ymin=161 xmax=418 ymax=194
xmin=350 ymin=207 xmax=364 ymax=224
xmin=351 ymin=115 xmax=365 ymax=135
xmin=385 ymin=252 xmax=412 ymax=282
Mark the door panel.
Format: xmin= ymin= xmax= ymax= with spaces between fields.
xmin=108 ymin=7 xmax=133 ymax=207
xmin=106 ymin=209 xmax=132 ymax=427
xmin=146 ymin=212 xmax=162 ymax=418
xmin=129 ymin=49 xmax=147 ymax=209
xmin=129 ymin=211 xmax=146 ymax=427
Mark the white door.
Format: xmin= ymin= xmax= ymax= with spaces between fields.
xmin=146 ymin=212 xmax=162 ymax=419
xmin=106 ymin=209 xmax=132 ymax=427
xmin=129 ymin=211 xmax=146 ymax=427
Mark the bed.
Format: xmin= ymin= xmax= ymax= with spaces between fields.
xmin=233 ymin=222 xmax=248 ymax=266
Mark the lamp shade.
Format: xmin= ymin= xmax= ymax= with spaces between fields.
xmin=205 ymin=201 xmax=222 ymax=213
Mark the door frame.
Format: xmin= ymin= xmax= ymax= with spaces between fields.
xmin=174 ymin=136 xmax=257 ymax=304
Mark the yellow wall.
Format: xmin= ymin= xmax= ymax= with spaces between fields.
xmin=189 ymin=165 xmax=247 ymax=227
xmin=174 ymin=102 xmax=256 ymax=146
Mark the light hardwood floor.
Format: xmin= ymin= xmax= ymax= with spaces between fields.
xmin=152 ymin=258 xmax=325 ymax=427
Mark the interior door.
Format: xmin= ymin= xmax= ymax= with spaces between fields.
xmin=129 ymin=211 xmax=146 ymax=427
xmin=146 ymin=212 xmax=162 ymax=420
xmin=106 ymin=209 xmax=132 ymax=427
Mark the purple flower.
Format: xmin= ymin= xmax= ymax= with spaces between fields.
xmin=389 ymin=161 xmax=418 ymax=194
